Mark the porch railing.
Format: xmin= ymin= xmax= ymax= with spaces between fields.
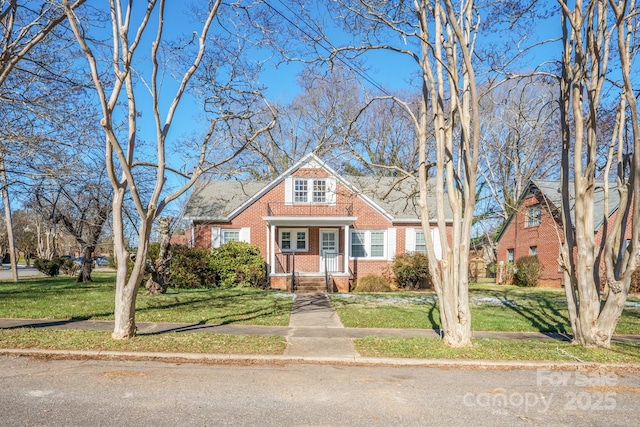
xmin=323 ymin=251 xmax=342 ymax=293
xmin=275 ymin=252 xmax=296 ymax=292
xmin=266 ymin=202 xmax=353 ymax=217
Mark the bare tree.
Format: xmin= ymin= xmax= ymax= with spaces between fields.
xmin=33 ymin=157 xmax=112 ymax=283
xmin=0 ymin=0 xmax=85 ymax=280
xmin=478 ymin=78 xmax=560 ymax=220
xmin=224 ymin=66 xmax=363 ymax=180
xmin=321 ymin=0 xmax=482 ymax=347
xmin=64 ymin=0 xmax=275 ymax=339
xmin=558 ymin=0 xmax=639 ymax=347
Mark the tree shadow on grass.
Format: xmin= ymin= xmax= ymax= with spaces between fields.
xmin=133 ymin=289 xmax=291 ymax=327
xmin=471 ymin=287 xmax=571 ymax=333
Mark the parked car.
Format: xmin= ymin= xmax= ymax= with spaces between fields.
xmin=74 ymin=257 xmax=97 ymax=268
xmin=95 ymin=256 xmax=108 ymax=267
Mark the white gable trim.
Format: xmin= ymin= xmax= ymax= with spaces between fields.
xmin=225 ymin=153 xmax=395 ymax=222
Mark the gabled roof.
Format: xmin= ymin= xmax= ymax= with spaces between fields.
xmin=183 ymin=153 xmax=452 ymax=223
xmin=495 ymin=179 xmax=623 ymax=243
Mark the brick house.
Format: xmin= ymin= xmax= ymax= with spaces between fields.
xmin=496 ymin=180 xmax=631 ymax=287
xmin=183 ymin=153 xmax=452 ymax=292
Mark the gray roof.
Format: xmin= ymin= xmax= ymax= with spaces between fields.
xmin=531 ymin=180 xmax=621 ymax=231
xmin=184 ymin=180 xmax=269 ymax=221
xmin=345 ymin=176 xmax=449 ymax=221
xmin=183 ymin=174 xmax=451 ymax=223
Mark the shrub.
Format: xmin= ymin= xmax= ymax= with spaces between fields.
xmin=169 ymin=245 xmax=218 ymax=289
xmin=58 ymin=258 xmax=79 ymax=276
xmin=391 ymin=252 xmax=431 ymax=290
xmin=209 ymin=241 xmax=266 ymax=288
xmin=513 ymin=255 xmax=542 ymax=287
xmin=631 ymin=268 xmax=640 ymax=294
xmin=353 ymin=274 xmax=392 ymax=292
xmin=33 ymin=258 xmax=60 ymax=277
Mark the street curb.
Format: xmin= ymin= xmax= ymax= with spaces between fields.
xmin=2 ymin=348 xmax=640 ymax=371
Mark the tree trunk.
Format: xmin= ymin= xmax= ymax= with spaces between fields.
xmin=111 ymin=190 xmax=154 ymax=339
xmin=0 ymin=156 xmax=18 ymax=282
xmin=77 ymin=246 xmax=94 ymax=283
xmin=145 ymin=217 xmax=172 ymax=295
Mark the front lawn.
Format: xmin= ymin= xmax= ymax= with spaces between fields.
xmin=355 ymin=337 xmax=640 ymax=363
xmin=0 ymin=328 xmax=286 ymax=355
xmin=330 ymin=284 xmax=640 ymax=335
xmin=0 ymin=272 xmax=292 ymax=326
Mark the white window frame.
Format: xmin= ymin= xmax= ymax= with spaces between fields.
xmin=294 ymin=179 xmax=308 ymax=203
xmin=507 ymin=248 xmax=515 ymax=264
xmin=221 ymin=229 xmax=240 ymax=245
xmin=211 ymin=227 xmax=250 ymax=248
xmin=414 ymin=230 xmax=427 ymax=253
xmin=529 ymin=246 xmax=537 ymax=256
xmin=350 ymin=230 xmax=387 ymax=260
xmin=286 ymin=177 xmax=336 ymax=205
xmin=312 ymin=179 xmax=327 ymax=203
xmin=279 ymin=228 xmax=308 ymax=252
xmin=525 ymin=204 xmax=541 ymax=227
xmin=405 ymin=228 xmax=442 ymax=260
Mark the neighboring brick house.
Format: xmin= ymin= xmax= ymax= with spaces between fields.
xmin=183 ymin=153 xmax=452 ymax=292
xmin=496 ymin=180 xmax=631 ymax=287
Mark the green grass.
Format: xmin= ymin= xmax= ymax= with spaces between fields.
xmin=0 ymin=272 xmax=292 ymax=326
xmin=355 ymin=337 xmax=640 ymax=363
xmin=0 ymin=328 xmax=286 ymax=355
xmin=331 ymin=284 xmax=640 ymax=335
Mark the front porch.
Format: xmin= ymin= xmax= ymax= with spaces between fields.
xmin=263 ymin=207 xmax=356 ymax=292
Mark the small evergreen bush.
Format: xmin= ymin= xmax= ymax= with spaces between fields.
xmin=354 ymin=274 xmax=392 ymax=292
xmin=391 ymin=252 xmax=431 ymax=289
xmin=33 ymin=258 xmax=60 ymax=277
xmin=170 ymin=245 xmax=218 ymax=289
xmin=513 ymin=255 xmax=542 ymax=287
xmin=209 ymin=241 xmax=266 ymax=287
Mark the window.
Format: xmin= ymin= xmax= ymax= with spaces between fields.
xmin=294 ymin=179 xmax=308 ymax=203
xmin=212 ymin=227 xmax=249 ymax=248
xmin=507 ymin=248 xmax=514 ymax=264
xmin=370 ymin=231 xmax=385 ymax=257
xmin=351 ymin=231 xmax=366 ymax=257
xmin=296 ymin=231 xmax=306 ymax=250
xmin=313 ymin=179 xmax=327 ymax=203
xmin=221 ymin=230 xmax=240 ymax=244
xmin=286 ymin=177 xmax=335 ymax=204
xmin=526 ymin=204 xmax=541 ymax=227
xmin=350 ymin=230 xmax=386 ymax=259
xmin=281 ymin=232 xmax=291 ymax=250
xmin=279 ymin=228 xmax=308 ymax=252
xmin=414 ymin=230 xmax=426 ymax=253
xmin=529 ymin=246 xmax=537 ymax=256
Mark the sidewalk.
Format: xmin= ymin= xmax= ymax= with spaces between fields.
xmin=1 ymin=293 xmax=639 ymax=367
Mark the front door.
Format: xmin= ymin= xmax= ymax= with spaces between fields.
xmin=320 ymin=229 xmax=338 ymax=273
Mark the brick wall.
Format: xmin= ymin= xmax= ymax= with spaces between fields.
xmin=496 ymin=194 xmax=564 ymax=286
xmin=192 ymin=167 xmax=456 ymax=290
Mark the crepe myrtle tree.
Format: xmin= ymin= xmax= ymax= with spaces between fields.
xmin=325 ymin=0 xmax=482 ymax=347
xmin=64 ymin=0 xmax=275 ymax=339
xmin=558 ymin=0 xmax=640 ymax=347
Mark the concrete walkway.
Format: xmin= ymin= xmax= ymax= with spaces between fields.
xmin=285 ymin=294 xmax=359 ymax=358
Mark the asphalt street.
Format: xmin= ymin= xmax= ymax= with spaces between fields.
xmin=1 ymin=355 xmax=639 ymax=427
xmin=0 ymin=266 xmax=42 ymax=280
